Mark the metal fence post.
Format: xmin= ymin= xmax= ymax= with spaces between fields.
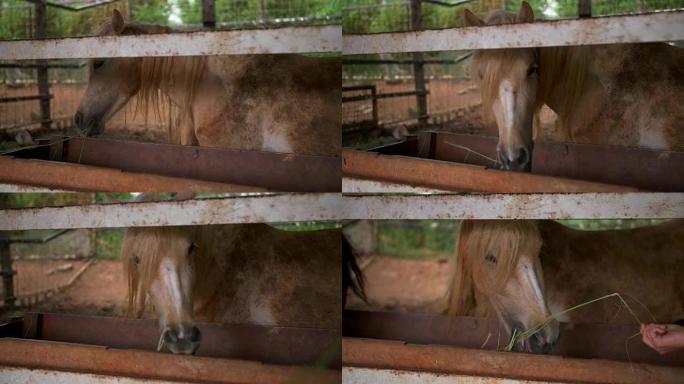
xmin=410 ymin=0 xmax=428 ymax=126
xmin=35 ymin=0 xmax=51 ymax=130
xmin=0 ymin=242 xmax=15 ymax=309
xmin=578 ymin=0 xmax=592 ymax=18
xmin=202 ymin=0 xmax=216 ymax=29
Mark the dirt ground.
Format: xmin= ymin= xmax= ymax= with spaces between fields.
xmin=347 ymin=255 xmax=450 ymax=313
xmin=29 ymin=259 xmax=128 ymax=317
xmin=8 ymin=260 xmax=90 ymax=298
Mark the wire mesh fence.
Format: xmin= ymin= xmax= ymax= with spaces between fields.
xmin=343 ymin=0 xmax=684 ymax=34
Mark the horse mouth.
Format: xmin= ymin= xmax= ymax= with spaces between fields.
xmin=74 ymin=112 xmax=105 ymax=136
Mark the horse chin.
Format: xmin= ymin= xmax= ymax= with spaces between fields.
xmin=165 ymin=341 xmax=200 ymax=355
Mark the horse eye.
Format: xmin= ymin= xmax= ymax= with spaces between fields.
xmin=93 ymin=60 xmax=105 ymax=70
xmin=188 ymin=242 xmax=197 ymax=255
xmin=527 ymin=63 xmax=538 ymax=77
xmin=485 ymin=253 xmax=497 ymax=264
xmin=133 ymin=255 xmax=140 ymax=265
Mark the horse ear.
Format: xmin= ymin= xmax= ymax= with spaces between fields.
xmin=463 ymin=9 xmax=485 ymax=27
xmin=518 ymin=1 xmax=535 ymax=23
xmin=112 ymin=9 xmax=125 ymax=35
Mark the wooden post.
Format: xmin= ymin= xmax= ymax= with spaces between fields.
xmin=0 ymin=242 xmax=15 ymax=309
xmin=202 ymin=0 xmax=216 ymax=29
xmin=578 ymin=0 xmax=592 ymax=18
xmin=410 ymin=0 xmax=428 ymax=126
xmin=34 ymin=0 xmax=51 ymax=130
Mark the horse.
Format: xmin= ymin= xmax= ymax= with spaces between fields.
xmin=444 ymin=219 xmax=684 ymax=353
xmin=121 ymin=223 xmax=341 ymax=354
xmin=75 ymin=9 xmax=340 ymax=156
xmin=463 ymin=1 xmax=683 ymax=171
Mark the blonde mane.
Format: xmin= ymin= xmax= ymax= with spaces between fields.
xmin=473 ymin=10 xmax=590 ymax=134
xmin=137 ymin=56 xmax=207 ymax=144
xmin=445 ymin=220 xmax=542 ymax=318
xmin=122 ymin=226 xmax=217 ymax=317
xmin=96 ymin=20 xmax=207 ymax=144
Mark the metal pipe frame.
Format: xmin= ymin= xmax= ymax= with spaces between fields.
xmin=0 ymin=338 xmax=340 ymax=384
xmin=342 ymin=338 xmax=684 ymax=384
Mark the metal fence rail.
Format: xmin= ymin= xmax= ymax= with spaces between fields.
xmin=0 ymin=25 xmax=341 ymax=60
xmin=344 ymin=10 xmax=684 ymax=54
xmin=1 ymin=193 xmax=682 ymax=231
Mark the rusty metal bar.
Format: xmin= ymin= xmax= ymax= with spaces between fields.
xmin=4 ymin=136 xmax=339 ymax=192
xmin=0 ymin=339 xmax=340 ymax=384
xmin=0 ymin=26 xmax=341 ymax=60
xmin=0 ymin=157 xmax=260 ymax=192
xmin=427 ymin=133 xmax=684 ymax=192
xmin=342 ymin=338 xmax=684 ymax=384
xmin=343 ymin=11 xmax=684 ymax=55
xmin=0 ymin=193 xmax=343 ymax=230
xmin=343 ymin=310 xmax=684 ymax=367
xmin=9 ymin=312 xmax=340 ymax=368
xmin=343 ymin=149 xmax=638 ymax=192
xmin=48 ymin=137 xmax=340 ymax=192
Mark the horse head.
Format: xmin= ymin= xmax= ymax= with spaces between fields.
xmin=122 ymin=226 xmax=202 ymax=354
xmin=449 ymin=220 xmax=559 ymax=353
xmin=463 ymin=2 xmax=538 ymax=171
xmin=74 ymin=9 xmax=170 ymax=136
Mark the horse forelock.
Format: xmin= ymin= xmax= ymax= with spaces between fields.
xmin=447 ymin=221 xmax=542 ymax=317
xmin=122 ymin=226 xmax=204 ymax=317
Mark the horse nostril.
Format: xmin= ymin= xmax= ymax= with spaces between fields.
xmin=163 ymin=329 xmax=179 ymax=344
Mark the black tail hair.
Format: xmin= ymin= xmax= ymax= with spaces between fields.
xmin=343 ymin=235 xmax=367 ymax=307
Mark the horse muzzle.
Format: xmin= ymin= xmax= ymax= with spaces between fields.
xmin=497 ymin=146 xmax=532 ymax=172
xmin=74 ymin=110 xmax=104 ymax=136
xmin=162 ymin=325 xmax=202 ymax=355
xmin=512 ymin=320 xmax=559 ymax=354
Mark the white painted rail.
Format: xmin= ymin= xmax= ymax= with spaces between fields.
xmin=0 ymin=194 xmax=344 ymax=230
xmin=0 ymin=25 xmax=341 ymax=59
xmin=343 ymin=193 xmax=684 ymax=220
xmin=344 ymin=11 xmax=684 ymax=55
xmin=1 ymin=193 xmax=682 ymax=230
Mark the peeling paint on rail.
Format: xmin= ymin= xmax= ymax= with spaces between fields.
xmin=0 ymin=193 xmax=682 ymax=230
xmin=344 ymin=11 xmax=684 ymax=55
xmin=0 ymin=26 xmax=341 ymax=60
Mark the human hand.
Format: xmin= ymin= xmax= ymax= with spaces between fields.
xmin=641 ymin=323 xmax=684 ymax=355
